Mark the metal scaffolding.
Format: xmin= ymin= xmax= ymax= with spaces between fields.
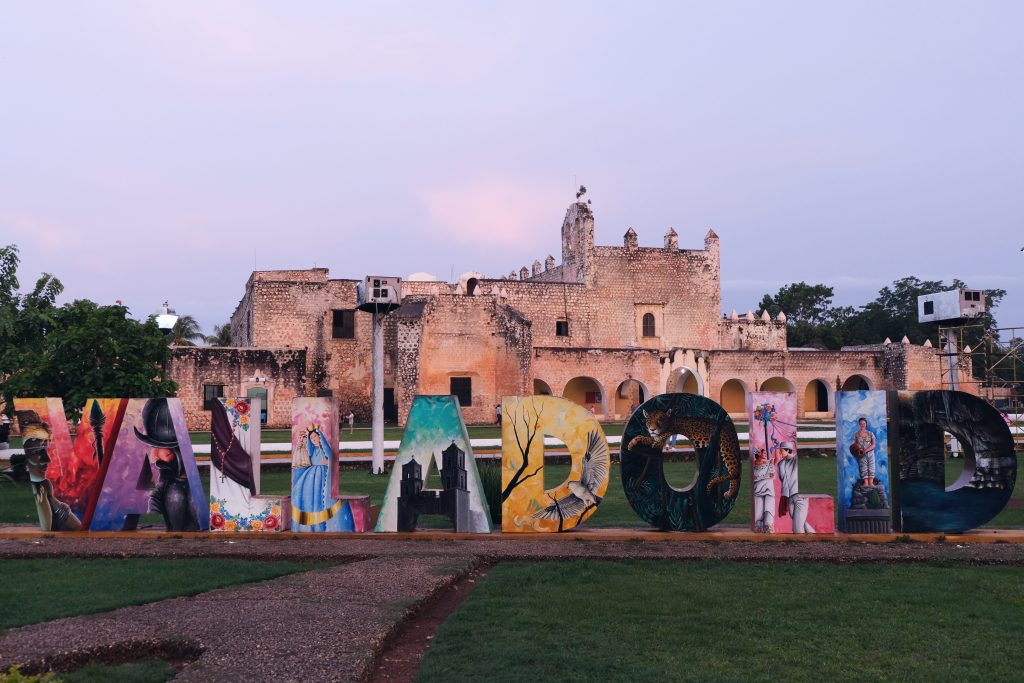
xmin=936 ymin=324 xmax=1023 ymax=410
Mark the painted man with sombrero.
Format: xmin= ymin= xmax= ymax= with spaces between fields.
xmin=134 ymin=398 xmax=199 ymax=531
xmin=14 ymin=410 xmax=81 ymax=531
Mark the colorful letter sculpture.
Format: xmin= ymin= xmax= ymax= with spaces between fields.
xmin=748 ymin=392 xmax=833 ymax=534
xmin=378 ymin=395 xmax=492 ymax=533
xmin=890 ymin=390 xmax=1017 ymax=533
xmin=502 ymin=395 xmax=608 ymax=532
xmin=836 ymin=391 xmax=891 ymax=533
xmin=90 ymin=398 xmax=209 ymax=531
xmin=291 ymin=397 xmax=369 ymax=532
xmin=210 ymin=398 xmax=291 ymax=532
xmin=13 ymin=398 xmax=127 ymax=531
xmin=621 ymin=393 xmax=740 ymax=531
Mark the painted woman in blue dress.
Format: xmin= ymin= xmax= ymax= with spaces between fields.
xmin=291 ymin=425 xmax=354 ymax=532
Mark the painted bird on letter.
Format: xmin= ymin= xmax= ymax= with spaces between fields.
xmin=534 ymin=429 xmax=609 ymax=521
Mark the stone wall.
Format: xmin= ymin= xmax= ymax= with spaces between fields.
xmin=485 ymin=204 xmax=723 ymax=352
xmin=393 ymin=295 xmax=532 ymax=425
xmin=532 ymin=347 xmax=661 ymax=420
xmin=168 ymin=347 xmax=306 ymax=430
xmin=704 ymin=342 xmax=945 ymax=417
xmin=718 ymin=317 xmax=787 ymax=351
xmin=185 ymin=201 xmax=954 ymax=429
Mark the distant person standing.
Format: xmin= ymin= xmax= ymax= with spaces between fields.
xmin=346 ymin=410 xmax=355 ymax=435
xmin=495 ymin=404 xmax=502 ymax=427
xmin=0 ymin=415 xmax=10 ymax=449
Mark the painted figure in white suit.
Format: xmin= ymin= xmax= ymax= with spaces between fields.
xmin=776 ymin=441 xmax=814 ymax=533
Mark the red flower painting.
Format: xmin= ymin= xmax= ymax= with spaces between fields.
xmin=263 ymin=515 xmax=278 ymax=530
xmin=211 ymin=513 xmax=225 ymax=529
xmin=234 ymin=401 xmax=250 ymax=416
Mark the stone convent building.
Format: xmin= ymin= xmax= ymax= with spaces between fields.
xmin=168 ymin=201 xmax=944 ymax=429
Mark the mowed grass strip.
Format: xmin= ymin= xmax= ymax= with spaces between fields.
xmin=60 ymin=659 xmax=176 ymax=683
xmin=0 ymin=558 xmax=327 ymax=632
xmin=418 ymin=560 xmax=1024 ymax=682
xmin=2 ymin=454 xmax=1023 ymax=528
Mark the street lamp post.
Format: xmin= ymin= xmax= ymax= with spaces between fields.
xmin=155 ymin=301 xmax=179 ymax=340
xmin=155 ymin=301 xmax=179 ymax=373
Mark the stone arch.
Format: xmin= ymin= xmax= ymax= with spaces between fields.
xmin=614 ymin=379 xmax=648 ymax=418
xmin=563 ymin=376 xmax=605 ymax=417
xmin=455 ymin=271 xmax=484 ymax=295
xmin=804 ymin=378 xmax=833 ymax=414
xmin=842 ymin=374 xmax=874 ymax=391
xmin=533 ymin=378 xmax=552 ymax=395
xmin=760 ymin=376 xmax=795 ymax=393
xmin=720 ymin=379 xmax=749 ymax=414
xmin=667 ymin=366 xmax=704 ymax=396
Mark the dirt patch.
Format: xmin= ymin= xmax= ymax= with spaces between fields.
xmin=364 ymin=561 xmax=492 ymax=683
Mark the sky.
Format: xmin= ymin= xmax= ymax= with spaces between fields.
xmin=1 ymin=2 xmax=1021 ymax=336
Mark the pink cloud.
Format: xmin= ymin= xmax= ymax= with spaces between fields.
xmin=415 ymin=178 xmax=565 ymax=249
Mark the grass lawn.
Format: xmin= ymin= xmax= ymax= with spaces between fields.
xmin=418 ymin=560 xmax=1024 ymax=682
xmin=2 ymin=454 xmax=1022 ymax=529
xmin=185 ymin=422 xmax=630 ymax=445
xmin=59 ymin=660 xmax=176 ymax=683
xmin=0 ymin=558 xmax=327 ymax=633
xmin=168 ymin=419 xmax=840 ymax=446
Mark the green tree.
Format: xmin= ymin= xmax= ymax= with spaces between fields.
xmin=0 ymin=244 xmax=64 ymax=412
xmin=0 ymin=245 xmax=177 ymax=419
xmin=758 ymin=276 xmax=1006 ymax=354
xmin=171 ymin=315 xmax=204 ymax=346
xmin=758 ymin=282 xmax=853 ymax=349
xmin=845 ymin=277 xmax=1005 ymax=347
xmin=204 ymin=323 xmax=232 ymax=346
xmin=758 ymin=282 xmax=836 ymax=326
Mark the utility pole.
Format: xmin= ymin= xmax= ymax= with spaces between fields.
xmin=357 ymin=276 xmax=402 ymax=475
xmin=371 ymin=310 xmax=385 ymax=473
xmin=943 ymin=333 xmax=962 ymax=458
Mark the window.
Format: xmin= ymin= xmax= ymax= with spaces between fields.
xmin=585 ymin=391 xmax=601 ymax=405
xmin=247 ymin=387 xmax=268 ymax=425
xmin=450 ymin=377 xmax=472 ymax=407
xmin=332 ymin=310 xmax=355 ymax=339
xmin=555 ymin=320 xmax=569 ymax=337
xmin=642 ymin=312 xmax=656 ymax=337
xmin=203 ymin=384 xmax=225 ymax=411
xmin=923 ymin=301 xmax=934 ymax=315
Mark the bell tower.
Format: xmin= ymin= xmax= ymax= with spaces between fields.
xmin=561 ymin=202 xmax=595 ymax=286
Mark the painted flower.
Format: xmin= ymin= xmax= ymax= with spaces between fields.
xmin=251 ymin=520 xmax=263 ymax=531
xmin=211 ymin=513 xmax=225 ymax=528
xmin=235 ymin=401 xmax=250 ymax=416
xmin=226 ymin=398 xmax=236 ymax=408
xmin=225 ymin=520 xmax=237 ymax=531
xmin=270 ymin=505 xmax=281 ymax=517
xmin=240 ymin=415 xmax=249 ymax=425
xmin=263 ymin=515 xmax=279 ymax=530
xmin=210 ymin=501 xmax=221 ymax=514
